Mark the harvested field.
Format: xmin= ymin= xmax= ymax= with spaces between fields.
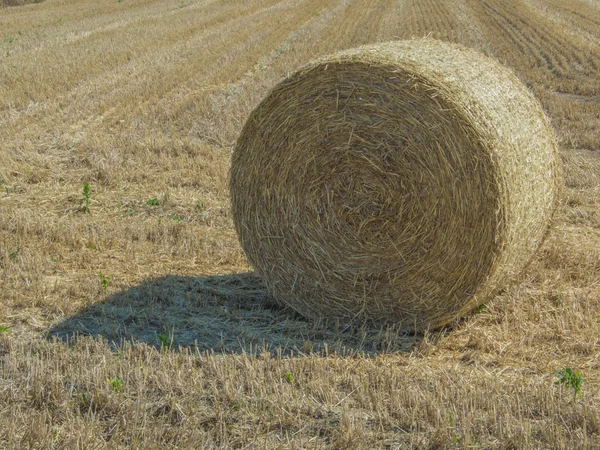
xmin=1 ymin=0 xmax=600 ymax=448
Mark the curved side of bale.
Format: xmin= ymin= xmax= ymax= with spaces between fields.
xmin=230 ymin=39 xmax=562 ymax=331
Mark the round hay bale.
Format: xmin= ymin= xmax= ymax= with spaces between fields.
xmin=230 ymin=39 xmax=562 ymax=331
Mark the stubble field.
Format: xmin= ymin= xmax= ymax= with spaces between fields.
xmin=1 ymin=0 xmax=600 ymax=448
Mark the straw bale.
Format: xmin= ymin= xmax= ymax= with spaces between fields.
xmin=230 ymin=39 xmax=562 ymax=331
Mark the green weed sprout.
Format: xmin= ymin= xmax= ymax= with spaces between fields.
xmin=81 ymin=183 xmax=92 ymax=213
xmin=98 ymin=272 xmax=109 ymax=292
xmin=107 ymin=377 xmax=124 ymax=392
xmin=158 ymin=332 xmax=177 ymax=350
xmin=555 ymin=368 xmax=584 ymax=398
xmin=283 ymin=371 xmax=294 ymax=384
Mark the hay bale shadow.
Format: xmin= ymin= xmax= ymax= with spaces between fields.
xmin=49 ymin=273 xmax=421 ymax=355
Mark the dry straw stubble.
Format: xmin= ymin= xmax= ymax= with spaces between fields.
xmin=230 ymin=39 xmax=562 ymax=331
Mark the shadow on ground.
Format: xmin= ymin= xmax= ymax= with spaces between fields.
xmin=49 ymin=273 xmax=422 ymax=355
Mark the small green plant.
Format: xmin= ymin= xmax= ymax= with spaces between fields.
xmin=0 ymin=179 xmax=8 ymax=194
xmin=8 ymin=248 xmax=20 ymax=260
xmin=0 ymin=325 xmax=10 ymax=333
xmin=475 ymin=304 xmax=487 ymax=314
xmin=78 ymin=392 xmax=92 ymax=410
xmin=448 ymin=413 xmax=460 ymax=443
xmin=171 ymin=214 xmax=184 ymax=223
xmin=283 ymin=370 xmax=294 ymax=384
xmin=158 ymin=332 xmax=176 ymax=350
xmin=313 ymin=10 xmax=320 ymax=17
xmin=555 ymin=368 xmax=584 ymax=398
xmin=98 ymin=272 xmax=109 ymax=292
xmin=81 ymin=183 xmax=92 ymax=213
xmin=146 ymin=197 xmax=160 ymax=206
xmin=88 ymin=243 xmax=97 ymax=250
xmin=195 ymin=200 xmax=205 ymax=216
xmin=107 ymin=377 xmax=124 ymax=392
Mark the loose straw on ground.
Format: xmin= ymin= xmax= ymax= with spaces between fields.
xmin=230 ymin=39 xmax=562 ymax=331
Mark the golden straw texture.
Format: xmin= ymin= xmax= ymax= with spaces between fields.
xmin=230 ymin=39 xmax=562 ymax=331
